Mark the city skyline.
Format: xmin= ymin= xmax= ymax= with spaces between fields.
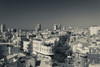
xmin=0 ymin=0 xmax=100 ymax=30
xmin=1 ymin=0 xmax=100 ymax=66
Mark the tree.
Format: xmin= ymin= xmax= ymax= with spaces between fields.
xmin=53 ymin=34 xmax=72 ymax=62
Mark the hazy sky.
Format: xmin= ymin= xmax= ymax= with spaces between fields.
xmin=0 ymin=0 xmax=100 ymax=30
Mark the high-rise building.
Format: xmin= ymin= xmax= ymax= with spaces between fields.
xmin=58 ymin=24 xmax=61 ymax=30
xmin=35 ymin=24 xmax=41 ymax=32
xmin=54 ymin=24 xmax=62 ymax=31
xmin=8 ymin=28 xmax=16 ymax=32
xmin=8 ymin=28 xmax=11 ymax=32
xmin=54 ymin=24 xmax=58 ymax=30
xmin=63 ymin=26 xmax=66 ymax=30
xmin=1 ymin=24 xmax=6 ymax=33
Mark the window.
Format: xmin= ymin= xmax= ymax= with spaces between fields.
xmin=49 ymin=49 xmax=52 ymax=52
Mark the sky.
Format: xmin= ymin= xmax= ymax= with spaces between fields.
xmin=0 ymin=0 xmax=100 ymax=30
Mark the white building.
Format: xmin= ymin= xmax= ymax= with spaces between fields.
xmin=1 ymin=24 xmax=6 ymax=33
xmin=89 ymin=26 xmax=100 ymax=35
xmin=54 ymin=24 xmax=58 ymax=30
xmin=75 ymin=43 xmax=89 ymax=67
xmin=23 ymin=36 xmax=59 ymax=56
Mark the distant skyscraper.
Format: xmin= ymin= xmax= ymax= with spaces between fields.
xmin=63 ymin=26 xmax=66 ymax=30
xmin=54 ymin=24 xmax=61 ymax=31
xmin=35 ymin=24 xmax=41 ymax=32
xmin=8 ymin=28 xmax=16 ymax=32
xmin=58 ymin=24 xmax=61 ymax=30
xmin=54 ymin=24 xmax=58 ymax=30
xmin=1 ymin=24 xmax=6 ymax=33
xmin=8 ymin=28 xmax=11 ymax=32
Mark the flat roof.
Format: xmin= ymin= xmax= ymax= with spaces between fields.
xmin=0 ymin=43 xmax=12 ymax=45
